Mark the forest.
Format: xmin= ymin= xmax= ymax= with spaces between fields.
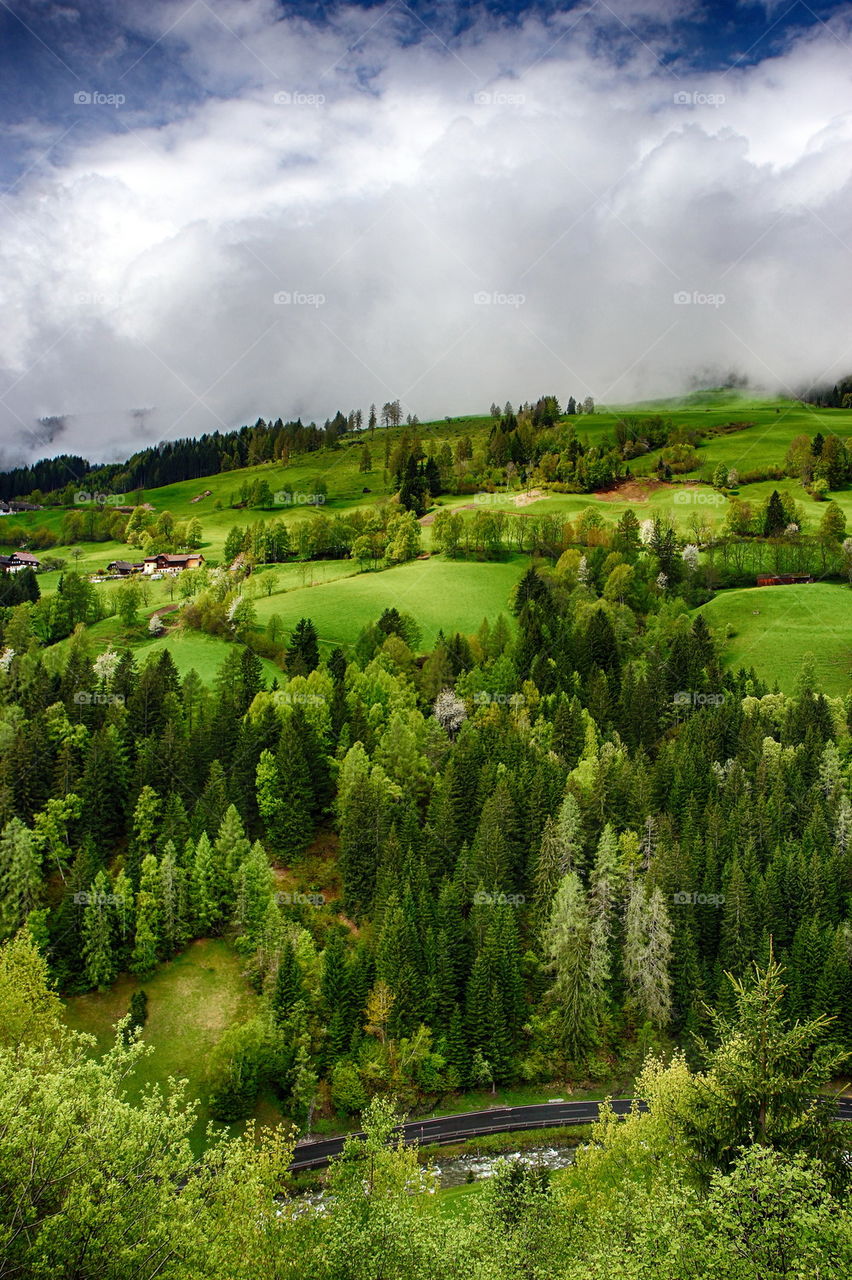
xmin=1 ymin=549 xmax=851 ymax=1123
xmin=1 ymin=398 xmax=852 ymax=1277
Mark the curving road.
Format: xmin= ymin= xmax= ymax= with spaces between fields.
xmin=289 ymin=1096 xmax=852 ymax=1171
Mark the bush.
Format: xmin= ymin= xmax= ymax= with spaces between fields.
xmin=331 ymin=1059 xmax=369 ymax=1116
xmin=207 ymin=1018 xmax=273 ymax=1121
xmin=122 ymin=989 xmax=148 ymax=1044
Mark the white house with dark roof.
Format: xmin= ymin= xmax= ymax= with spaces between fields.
xmin=0 ymin=551 xmax=40 ymax=573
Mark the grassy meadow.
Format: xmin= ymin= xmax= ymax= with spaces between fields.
xmin=62 ymin=938 xmax=277 ymax=1152
xmin=697 ymin=582 xmax=852 ymax=696
xmin=252 ymin=555 xmax=525 ymax=650
xmin=4 ymin=391 xmax=852 ymax=678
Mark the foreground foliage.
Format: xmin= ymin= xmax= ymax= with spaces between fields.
xmin=0 ymin=936 xmax=849 ymax=1279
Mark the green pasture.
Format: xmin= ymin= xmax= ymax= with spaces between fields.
xmin=62 ymin=938 xmax=272 ymax=1153
xmin=697 ymin=583 xmax=852 ymax=696
xmin=253 ymin=555 xmax=525 ymax=650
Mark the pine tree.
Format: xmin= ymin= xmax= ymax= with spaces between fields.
xmin=551 ymin=696 xmax=585 ymax=767
xmin=158 ymin=793 xmax=190 ymax=858
xmin=320 ymin=931 xmax=353 ymax=1065
xmin=131 ymin=854 xmax=161 ymax=977
xmin=543 ymin=873 xmax=600 ymax=1060
xmin=127 ymin=786 xmax=161 ymax=892
xmin=112 ymin=867 xmax=135 ymax=969
xmin=191 ymin=832 xmax=217 ymax=937
xmin=338 ymin=771 xmax=386 ymax=917
xmin=532 ymin=793 xmax=584 ymax=928
xmin=683 ymin=953 xmax=850 ymax=1190
xmin=719 ymin=857 xmax=757 ymax=977
xmin=233 ymin=841 xmax=274 ymax=952
xmin=193 ymin=759 xmax=230 ymax=839
xmin=623 ymin=880 xmax=673 ymax=1029
xmin=214 ymin=805 xmax=251 ymax=911
xmin=0 ymin=818 xmax=42 ymax=938
xmin=271 ymin=940 xmax=305 ymax=1025
xmin=469 ymin=781 xmax=514 ymax=890
xmin=256 ymin=729 xmax=314 ymax=859
xmin=157 ymin=843 xmax=189 ymax=957
xmin=80 ymin=726 xmax=128 ymax=851
xmin=275 ymin=716 xmax=314 ymax=850
xmin=288 ymin=618 xmax=320 ymax=675
xmin=81 ymin=869 xmax=118 ymax=990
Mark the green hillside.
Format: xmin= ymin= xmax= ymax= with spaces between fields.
xmin=3 ymin=394 xmax=852 ymax=682
xmin=253 ymin=556 xmax=525 ymax=650
xmin=697 ymin=583 xmax=852 ymax=696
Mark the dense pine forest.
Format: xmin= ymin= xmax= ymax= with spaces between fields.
xmin=1 ymin=544 xmax=851 ymax=1118
xmin=2 ymin=393 xmax=852 ymax=1278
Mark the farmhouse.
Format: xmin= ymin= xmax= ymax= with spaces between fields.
xmin=106 ymin=560 xmax=143 ymax=576
xmin=143 ymin=552 xmax=205 ymax=575
xmin=756 ymin=574 xmax=814 ymax=586
xmin=0 ymin=551 xmax=40 ymax=573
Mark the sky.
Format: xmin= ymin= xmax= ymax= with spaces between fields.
xmin=1 ymin=0 xmax=851 ymax=464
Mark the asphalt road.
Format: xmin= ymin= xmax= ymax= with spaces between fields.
xmin=289 ymin=1096 xmax=852 ymax=1171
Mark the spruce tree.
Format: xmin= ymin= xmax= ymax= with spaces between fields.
xmin=131 ymin=854 xmax=161 ymax=977
xmin=82 ymin=869 xmax=118 ymax=990
xmin=543 ymin=872 xmax=599 ymax=1061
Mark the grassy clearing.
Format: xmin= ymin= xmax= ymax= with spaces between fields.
xmin=43 ymin=614 xmax=282 ymax=685
xmin=138 ymin=630 xmax=282 ymax=684
xmin=427 ymin=1181 xmax=484 ymax=1219
xmin=5 ymin=397 xmax=851 ymax=585
xmin=62 ymin=938 xmax=277 ymax=1153
xmin=253 ymin=555 xmax=525 ymax=650
xmin=697 ymin=583 xmax=852 ymax=696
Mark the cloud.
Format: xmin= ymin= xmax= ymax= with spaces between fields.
xmin=1 ymin=1 xmax=852 ymax=462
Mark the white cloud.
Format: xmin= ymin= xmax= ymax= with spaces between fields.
xmin=2 ymin=1 xmax=852 ymax=461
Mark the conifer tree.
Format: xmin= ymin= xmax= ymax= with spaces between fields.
xmin=131 ymin=854 xmax=161 ymax=977
xmin=82 ymin=869 xmax=118 ymax=990
xmin=157 ymin=843 xmax=189 ymax=957
xmin=543 ymin=872 xmax=600 ymax=1060
xmin=271 ymin=939 xmax=305 ymax=1025
xmin=623 ymin=880 xmax=673 ymax=1029
xmin=233 ymin=841 xmax=274 ymax=952
xmin=191 ymin=832 xmax=217 ymax=937
xmin=0 ymin=818 xmax=42 ymax=938
xmin=127 ymin=786 xmax=161 ymax=892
